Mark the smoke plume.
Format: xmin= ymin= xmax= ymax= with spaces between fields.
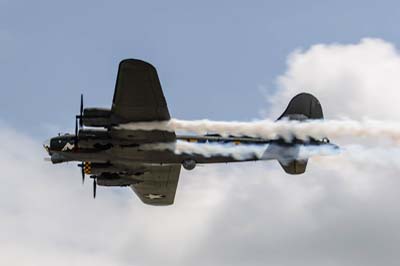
xmin=118 ymin=118 xmax=400 ymax=143
xmin=140 ymin=141 xmax=340 ymax=161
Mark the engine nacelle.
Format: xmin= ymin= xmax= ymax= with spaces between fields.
xmin=78 ymin=129 xmax=109 ymax=139
xmin=96 ymin=172 xmax=143 ymax=187
xmin=82 ymin=108 xmax=112 ymax=127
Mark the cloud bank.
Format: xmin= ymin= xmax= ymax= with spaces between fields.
xmin=270 ymin=38 xmax=400 ymax=120
xmin=3 ymin=38 xmax=400 ymax=266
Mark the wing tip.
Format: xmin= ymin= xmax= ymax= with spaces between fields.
xmin=119 ymin=58 xmax=156 ymax=71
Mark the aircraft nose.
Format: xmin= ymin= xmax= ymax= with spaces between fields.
xmin=43 ymin=138 xmax=51 ymax=154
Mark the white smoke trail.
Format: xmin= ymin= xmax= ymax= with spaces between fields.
xmin=120 ymin=118 xmax=400 ymax=166
xmin=117 ymin=118 xmax=400 ymax=142
xmin=140 ymin=141 xmax=267 ymax=160
xmin=323 ymin=145 xmax=400 ymax=168
xmin=305 ymin=144 xmax=400 ymax=176
xmin=140 ymin=141 xmax=339 ymax=161
xmin=141 ymin=141 xmax=400 ymax=170
xmin=297 ymin=144 xmax=341 ymax=160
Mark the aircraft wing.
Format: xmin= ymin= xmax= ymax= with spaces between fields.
xmin=110 ymin=59 xmax=175 ymax=142
xmin=112 ymin=59 xmax=171 ymax=123
xmin=110 ymin=59 xmax=180 ymax=205
xmin=130 ymin=164 xmax=181 ymax=206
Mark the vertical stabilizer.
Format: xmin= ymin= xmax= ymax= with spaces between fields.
xmin=277 ymin=93 xmax=324 ymax=121
xmin=276 ymin=93 xmax=324 ymax=175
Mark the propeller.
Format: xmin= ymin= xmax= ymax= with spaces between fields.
xmin=81 ymin=164 xmax=85 ymax=184
xmin=74 ymin=94 xmax=84 ymax=149
xmin=75 ymin=95 xmax=87 ymax=186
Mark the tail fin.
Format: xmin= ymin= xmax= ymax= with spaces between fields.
xmin=277 ymin=93 xmax=324 ymax=175
xmin=277 ymin=93 xmax=324 ymax=121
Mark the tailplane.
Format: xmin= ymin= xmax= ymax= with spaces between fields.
xmin=278 ymin=160 xmax=308 ymax=175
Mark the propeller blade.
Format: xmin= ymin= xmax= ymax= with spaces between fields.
xmin=75 ymin=118 xmax=78 ymax=137
xmin=74 ymin=118 xmax=78 ymax=147
xmin=81 ymin=164 xmax=85 ymax=184
xmin=77 ymin=163 xmax=85 ymax=184
xmin=93 ymin=179 xmax=97 ymax=199
xmin=79 ymin=94 xmax=84 ymax=128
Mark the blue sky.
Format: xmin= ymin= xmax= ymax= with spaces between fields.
xmin=2 ymin=0 xmax=400 ymax=138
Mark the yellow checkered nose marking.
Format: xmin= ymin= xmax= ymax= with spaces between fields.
xmin=83 ymin=162 xmax=92 ymax=175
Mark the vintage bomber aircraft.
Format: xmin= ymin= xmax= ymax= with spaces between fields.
xmin=44 ymin=59 xmax=335 ymax=206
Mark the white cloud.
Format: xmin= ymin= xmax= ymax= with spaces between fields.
xmin=3 ymin=125 xmax=400 ymax=266
xmin=0 ymin=125 xmax=228 ymax=265
xmin=260 ymin=38 xmax=400 ymax=266
xmin=3 ymin=38 xmax=400 ymax=266
xmin=269 ymin=38 xmax=400 ymax=120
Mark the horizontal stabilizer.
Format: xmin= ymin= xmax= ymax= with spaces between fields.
xmin=278 ymin=159 xmax=308 ymax=175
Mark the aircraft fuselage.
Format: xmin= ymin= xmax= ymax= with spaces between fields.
xmin=44 ymin=132 xmax=336 ymax=171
